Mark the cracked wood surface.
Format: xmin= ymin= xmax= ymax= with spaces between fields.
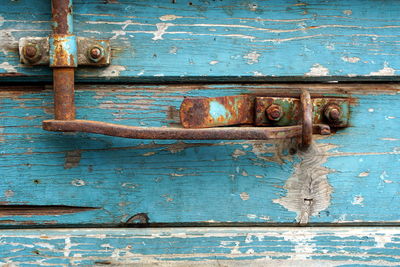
xmin=1 ymin=227 xmax=400 ymax=266
xmin=1 ymin=0 xmax=400 ymax=81
xmin=0 ymin=83 xmax=399 ymax=226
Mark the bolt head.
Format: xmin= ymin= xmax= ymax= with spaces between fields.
xmin=24 ymin=45 xmax=37 ymax=58
xmin=266 ymin=104 xmax=283 ymax=121
xmin=22 ymin=44 xmax=41 ymax=63
xmin=90 ymin=47 xmax=102 ymax=59
xmin=88 ymin=46 xmax=104 ymax=62
xmin=324 ymin=104 xmax=341 ymax=122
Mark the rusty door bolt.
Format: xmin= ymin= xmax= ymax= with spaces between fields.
xmin=88 ymin=45 xmax=104 ymax=62
xmin=324 ymin=104 xmax=341 ymax=122
xmin=23 ymin=44 xmax=41 ymax=62
xmin=266 ymin=104 xmax=283 ymax=121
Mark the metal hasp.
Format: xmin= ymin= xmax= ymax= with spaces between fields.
xmin=42 ymin=88 xmax=344 ymax=149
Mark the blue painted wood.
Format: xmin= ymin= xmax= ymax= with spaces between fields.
xmin=0 ymin=84 xmax=399 ymax=225
xmin=1 ymin=0 xmax=400 ymax=81
xmin=0 ymin=227 xmax=399 ymax=265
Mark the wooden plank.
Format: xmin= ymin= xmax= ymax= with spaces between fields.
xmin=1 ymin=227 xmax=400 ymax=265
xmin=0 ymin=83 xmax=399 ymax=226
xmin=1 ymin=0 xmax=400 ymax=81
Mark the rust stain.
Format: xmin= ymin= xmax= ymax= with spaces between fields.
xmin=180 ymin=95 xmax=254 ymax=128
xmin=64 ymin=150 xmax=81 ymax=169
xmin=0 ymin=205 xmax=99 ymax=216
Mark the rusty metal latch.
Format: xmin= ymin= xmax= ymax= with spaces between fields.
xmin=43 ymin=90 xmax=349 ymax=149
xmin=18 ymin=0 xmax=350 ymax=150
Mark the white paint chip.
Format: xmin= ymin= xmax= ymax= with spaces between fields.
xmin=100 ymin=65 xmax=126 ymax=77
xmin=159 ymin=15 xmax=182 ymax=21
xmin=71 ymin=179 xmax=86 ymax=187
xmin=243 ymin=51 xmax=261 ymax=64
xmin=209 ymin=60 xmax=219 ymax=65
xmin=305 ymin=64 xmax=329 ymax=76
xmin=368 ymin=108 xmax=374 ymax=112
xmin=240 ymin=192 xmax=250 ymax=201
xmin=351 ymin=195 xmax=364 ymax=206
xmin=0 ymin=62 xmax=17 ymax=73
xmin=169 ymin=46 xmax=178 ymax=54
xmin=253 ymin=71 xmax=265 ymax=76
xmin=152 ymin=23 xmax=173 ymax=40
xmin=4 ymin=190 xmax=14 ymax=197
xmin=343 ymin=10 xmax=353 ymax=16
xmin=369 ymin=62 xmax=396 ymax=76
xmin=341 ymin=56 xmax=360 ymax=63
xmin=358 ymin=171 xmax=370 ymax=177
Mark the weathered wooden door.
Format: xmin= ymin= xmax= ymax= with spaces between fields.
xmin=1 ymin=0 xmax=399 ymax=265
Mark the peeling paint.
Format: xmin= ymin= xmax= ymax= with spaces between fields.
xmin=71 ymin=179 xmax=86 ymax=187
xmin=169 ymin=46 xmax=178 ymax=54
xmin=253 ymin=71 xmax=265 ymax=76
xmin=4 ymin=190 xmax=14 ymax=198
xmin=341 ymin=56 xmax=360 ymax=63
xmin=351 ymin=195 xmax=364 ymax=206
xmin=358 ymin=171 xmax=370 ymax=177
xmin=159 ymin=15 xmax=182 ymax=21
xmin=232 ymin=149 xmax=246 ymax=159
xmin=0 ymin=62 xmax=17 ymax=73
xmin=343 ymin=10 xmax=353 ymax=15
xmin=305 ymin=64 xmax=329 ymax=76
xmin=240 ymin=192 xmax=250 ymax=200
xmin=99 ymin=65 xmax=126 ymax=77
xmin=209 ymin=60 xmax=219 ymax=65
xmin=369 ymin=62 xmax=396 ymax=76
xmin=152 ymin=23 xmax=173 ymax=40
xmin=243 ymin=51 xmax=260 ymax=64
xmin=274 ymin=143 xmax=333 ymax=224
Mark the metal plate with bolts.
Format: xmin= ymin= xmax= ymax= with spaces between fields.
xmin=19 ymin=37 xmax=111 ymax=66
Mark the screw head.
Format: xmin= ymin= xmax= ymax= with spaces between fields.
xmin=88 ymin=45 xmax=104 ymax=62
xmin=266 ymin=104 xmax=283 ymax=121
xmin=324 ymin=104 xmax=341 ymax=122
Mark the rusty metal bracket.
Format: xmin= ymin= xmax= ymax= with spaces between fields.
xmin=180 ymin=95 xmax=350 ymax=129
xmin=19 ymin=36 xmax=110 ymax=67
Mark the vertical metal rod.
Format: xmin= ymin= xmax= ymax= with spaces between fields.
xmin=51 ymin=0 xmax=75 ymax=120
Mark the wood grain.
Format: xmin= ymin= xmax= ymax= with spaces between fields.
xmin=1 ymin=0 xmax=400 ymax=81
xmin=0 ymin=83 xmax=399 ymax=226
xmin=1 ymin=227 xmax=400 ymax=265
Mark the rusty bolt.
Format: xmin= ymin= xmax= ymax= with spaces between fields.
xmin=266 ymin=104 xmax=283 ymax=121
xmin=22 ymin=44 xmax=41 ymax=63
xmin=88 ymin=45 xmax=104 ymax=62
xmin=320 ymin=125 xmax=331 ymax=135
xmin=24 ymin=45 xmax=37 ymax=58
xmin=324 ymin=104 xmax=341 ymax=122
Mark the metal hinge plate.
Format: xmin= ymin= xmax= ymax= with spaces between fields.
xmin=19 ymin=37 xmax=111 ymax=66
xmin=180 ymin=95 xmax=350 ymax=129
